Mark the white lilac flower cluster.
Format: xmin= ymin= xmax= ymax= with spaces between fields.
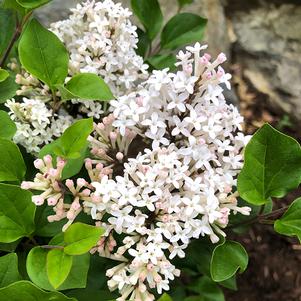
xmin=22 ymin=43 xmax=251 ymax=300
xmin=6 ymin=0 xmax=148 ymax=154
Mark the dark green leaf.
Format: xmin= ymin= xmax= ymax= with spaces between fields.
xmin=0 ymin=8 xmax=16 ymax=57
xmin=1 ymin=0 xmax=26 ymax=15
xmin=210 ymin=241 xmax=248 ymax=282
xmin=0 ymin=239 xmax=20 ymax=252
xmin=218 ymin=275 xmax=237 ymax=291
xmin=274 ymin=197 xmax=301 ymax=242
xmin=161 ymin=13 xmax=207 ymax=50
xmin=17 ymin=0 xmax=51 ymax=9
xmin=238 ymin=124 xmax=301 ymax=205
xmin=59 ymin=73 xmax=114 ymax=101
xmin=64 ymin=222 xmax=104 ymax=255
xmin=0 ymin=138 xmax=26 ymax=182
xmin=27 ymin=246 xmax=90 ymax=291
xmin=131 ymin=0 xmax=163 ymax=40
xmin=147 ymin=54 xmax=177 ymax=71
xmin=47 ymin=249 xmax=73 ymax=289
xmin=0 ymin=183 xmax=35 ymax=242
xmin=0 ymin=253 xmax=21 ymax=287
xmin=0 ymin=72 xmax=18 ymax=103
xmin=0 ymin=111 xmax=16 ymax=139
xmin=0 ymin=281 xmax=76 ymax=300
xmin=136 ymin=28 xmax=150 ymax=58
xmin=19 ymin=18 xmax=68 ymax=88
xmin=158 ymin=293 xmax=173 ymax=301
xmin=66 ymin=289 xmax=117 ymax=301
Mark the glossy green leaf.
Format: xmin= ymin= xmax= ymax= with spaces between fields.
xmin=0 ymin=281 xmax=76 ymax=301
xmin=158 ymin=293 xmax=173 ymax=301
xmin=59 ymin=73 xmax=114 ymax=101
xmin=27 ymin=246 xmax=90 ymax=291
xmin=136 ymin=28 xmax=150 ymax=58
xmin=161 ymin=13 xmax=207 ymax=50
xmin=0 ymin=72 xmax=18 ymax=103
xmin=64 ymin=222 xmax=104 ymax=255
xmin=1 ymin=0 xmax=26 ymax=15
xmin=210 ymin=241 xmax=248 ymax=282
xmin=0 ymin=8 xmax=16 ymax=57
xmin=0 ymin=184 xmax=35 ymax=242
xmin=0 ymin=111 xmax=16 ymax=139
xmin=274 ymin=197 xmax=301 ymax=242
xmin=238 ymin=124 xmax=301 ymax=205
xmin=0 ymin=69 xmax=9 ymax=82
xmin=188 ymin=276 xmax=225 ymax=301
xmin=0 ymin=138 xmax=26 ymax=182
xmin=147 ymin=54 xmax=177 ymax=71
xmin=131 ymin=0 xmax=163 ymax=40
xmin=0 ymin=253 xmax=21 ymax=288
xmin=53 ymin=118 xmax=93 ymax=159
xmin=16 ymin=0 xmax=51 ymax=9
xmin=19 ymin=18 xmax=68 ymax=88
xmin=47 ymin=249 xmax=73 ymax=289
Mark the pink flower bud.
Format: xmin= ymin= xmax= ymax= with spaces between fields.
xmin=65 ymin=179 xmax=74 ymax=189
xmin=34 ymin=159 xmax=44 ymax=169
xmin=21 ymin=181 xmax=31 ymax=190
xmin=109 ymin=131 xmax=117 ymax=141
xmin=116 ymin=152 xmax=124 ymax=161
xmin=32 ymin=195 xmax=44 ymax=206
xmin=77 ymin=178 xmax=86 ymax=187
xmin=47 ymin=197 xmax=58 ymax=206
xmin=217 ymin=52 xmax=227 ymax=63
xmin=43 ymin=155 xmax=52 ymax=165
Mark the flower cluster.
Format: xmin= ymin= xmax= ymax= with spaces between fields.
xmin=23 ymin=42 xmax=251 ymax=300
xmin=6 ymin=0 xmax=148 ymax=153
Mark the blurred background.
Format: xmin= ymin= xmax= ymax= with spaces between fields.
xmin=37 ymin=1 xmax=301 ymax=300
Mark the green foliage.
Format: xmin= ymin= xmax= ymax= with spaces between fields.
xmin=51 ymin=118 xmax=93 ymax=159
xmin=64 ymin=223 xmax=104 ymax=256
xmin=19 ymin=19 xmax=69 ymax=89
xmin=0 ymin=253 xmax=21 ymax=287
xmin=27 ymin=246 xmax=90 ymax=290
xmin=131 ymin=0 xmax=163 ymax=40
xmin=0 ymin=110 xmax=16 ymax=139
xmin=161 ymin=13 xmax=207 ymax=50
xmin=0 ymin=69 xmax=9 ymax=82
xmin=0 ymin=184 xmax=35 ymax=243
xmin=0 ymin=281 xmax=76 ymax=300
xmin=1 ymin=0 xmax=26 ymax=15
xmin=136 ymin=28 xmax=150 ymax=58
xmin=147 ymin=54 xmax=177 ymax=71
xmin=59 ymin=73 xmax=114 ymax=101
xmin=0 ymin=8 xmax=16 ymax=57
xmin=16 ymin=0 xmax=52 ymax=9
xmin=47 ymin=249 xmax=73 ymax=289
xmin=210 ymin=241 xmax=248 ymax=282
xmin=0 ymin=72 xmax=18 ymax=103
xmin=274 ymin=197 xmax=301 ymax=242
xmin=0 ymin=138 xmax=26 ymax=182
xmin=158 ymin=293 xmax=173 ymax=301
xmin=238 ymin=124 xmax=301 ymax=205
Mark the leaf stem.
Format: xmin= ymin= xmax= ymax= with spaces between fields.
xmin=0 ymin=11 xmax=32 ymax=68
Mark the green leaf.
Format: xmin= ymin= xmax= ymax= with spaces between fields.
xmin=131 ymin=0 xmax=163 ymax=40
xmin=0 ymin=69 xmax=9 ymax=82
xmin=0 ymin=253 xmax=21 ymax=288
xmin=19 ymin=18 xmax=68 ymax=88
xmin=188 ymin=276 xmax=225 ymax=301
xmin=47 ymin=249 xmax=73 ymax=289
xmin=177 ymin=0 xmax=193 ymax=9
xmin=66 ymin=289 xmax=116 ymax=301
xmin=0 ymin=239 xmax=20 ymax=252
xmin=147 ymin=54 xmax=177 ymax=71
xmin=0 ymin=138 xmax=26 ymax=182
xmin=59 ymin=73 xmax=114 ymax=101
xmin=161 ymin=13 xmax=207 ymax=50
xmin=34 ymin=204 xmax=66 ymax=237
xmin=16 ymin=0 xmax=51 ymax=9
xmin=0 ymin=72 xmax=18 ymax=103
xmin=218 ymin=275 xmax=237 ymax=291
xmin=158 ymin=293 xmax=173 ymax=301
xmin=0 ymin=8 xmax=16 ymax=57
xmin=0 ymin=111 xmax=16 ymax=139
xmin=0 ymin=281 xmax=76 ymax=301
xmin=274 ymin=197 xmax=301 ymax=242
xmin=1 ymin=0 xmax=26 ymax=15
xmin=64 ymin=222 xmax=104 ymax=255
xmin=0 ymin=183 xmax=35 ymax=242
xmin=136 ymin=28 xmax=150 ymax=58
xmin=210 ymin=241 xmax=248 ymax=282
xmin=53 ymin=118 xmax=93 ymax=159
xmin=27 ymin=246 xmax=90 ymax=291
xmin=238 ymin=124 xmax=301 ymax=205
